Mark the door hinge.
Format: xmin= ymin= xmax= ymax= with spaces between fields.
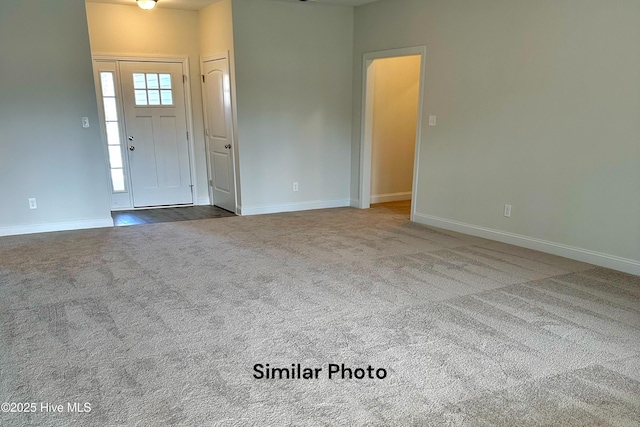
xmin=183 ymin=74 xmax=187 ymax=84
xmin=209 ymin=180 xmax=213 ymax=187
xmin=186 ymin=131 xmax=189 ymax=140
xmin=202 ymin=75 xmax=205 ymax=83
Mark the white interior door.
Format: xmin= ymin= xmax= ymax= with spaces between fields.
xmin=202 ymin=58 xmax=236 ymax=212
xmin=120 ymin=61 xmax=193 ymax=207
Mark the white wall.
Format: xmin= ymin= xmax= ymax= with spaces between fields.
xmin=371 ymin=56 xmax=420 ymax=202
xmin=85 ymin=3 xmax=210 ymax=204
xmin=232 ymin=0 xmax=354 ymax=214
xmin=0 ymin=0 xmax=112 ymax=235
xmin=352 ymin=0 xmax=640 ymax=274
xmin=200 ymin=0 xmax=234 ymax=57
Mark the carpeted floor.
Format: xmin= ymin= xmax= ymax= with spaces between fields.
xmin=0 ymin=206 xmax=638 ymax=426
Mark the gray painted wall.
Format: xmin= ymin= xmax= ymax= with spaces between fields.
xmin=0 ymin=0 xmax=112 ymax=233
xmin=352 ymin=0 xmax=640 ymax=266
xmin=232 ymin=0 xmax=354 ymax=212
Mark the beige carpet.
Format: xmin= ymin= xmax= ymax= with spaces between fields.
xmin=0 ymin=206 xmax=639 ymax=426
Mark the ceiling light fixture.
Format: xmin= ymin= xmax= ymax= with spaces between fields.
xmin=137 ymin=0 xmax=158 ymax=10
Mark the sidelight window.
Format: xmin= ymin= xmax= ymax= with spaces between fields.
xmin=100 ymin=72 xmax=126 ymax=192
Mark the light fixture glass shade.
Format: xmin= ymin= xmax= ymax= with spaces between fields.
xmin=137 ymin=0 xmax=157 ymax=10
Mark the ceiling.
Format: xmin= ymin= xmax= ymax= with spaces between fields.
xmin=86 ymin=0 xmax=381 ymax=11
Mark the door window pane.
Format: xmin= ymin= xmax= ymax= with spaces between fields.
xmin=103 ymin=98 xmax=118 ymax=121
xmin=160 ymin=90 xmax=173 ymax=105
xmin=135 ymin=90 xmax=148 ymax=106
xmin=133 ymin=73 xmax=146 ymax=89
xmin=111 ymin=169 xmax=125 ymax=192
xmin=159 ymin=74 xmax=172 ymax=89
xmin=106 ymin=121 xmax=120 ymax=145
xmin=146 ymin=73 xmax=159 ymax=89
xmin=108 ymin=146 xmax=123 ymax=168
xmin=148 ymin=90 xmax=161 ymax=105
xmin=100 ymin=72 xmax=115 ymax=97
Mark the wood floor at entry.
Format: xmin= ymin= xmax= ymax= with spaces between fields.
xmin=112 ymin=206 xmax=234 ymax=226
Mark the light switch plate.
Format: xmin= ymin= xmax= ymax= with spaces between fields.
xmin=82 ymin=117 xmax=90 ymax=128
xmin=428 ymin=115 xmax=437 ymax=126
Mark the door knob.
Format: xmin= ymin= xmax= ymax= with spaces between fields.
xmin=128 ymin=136 xmax=134 ymax=141
xmin=225 ymin=144 xmax=231 ymax=149
xmin=129 ymin=146 xmax=135 ymax=151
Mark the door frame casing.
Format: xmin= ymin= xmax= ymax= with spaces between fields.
xmin=92 ymin=54 xmax=198 ymax=210
xmin=201 ymin=52 xmax=239 ymax=214
xmin=359 ymin=46 xmax=427 ymax=222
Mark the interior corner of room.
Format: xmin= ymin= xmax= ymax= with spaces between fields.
xmin=0 ymin=0 xmax=638 ymax=276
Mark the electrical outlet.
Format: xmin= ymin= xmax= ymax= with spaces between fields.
xmin=29 ymin=198 xmax=37 ymax=209
xmin=504 ymin=204 xmax=512 ymax=218
xmin=293 ymin=182 xmax=299 ymax=192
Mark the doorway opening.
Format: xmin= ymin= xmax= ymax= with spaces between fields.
xmin=359 ymin=47 xmax=426 ymax=221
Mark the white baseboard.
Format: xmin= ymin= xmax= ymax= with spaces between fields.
xmin=413 ymin=213 xmax=640 ymax=276
xmin=0 ymin=217 xmax=114 ymax=237
xmin=197 ymin=197 xmax=211 ymax=206
xmin=239 ymin=199 xmax=351 ymax=216
xmin=370 ymin=192 xmax=412 ymax=204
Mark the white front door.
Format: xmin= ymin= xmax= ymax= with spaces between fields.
xmin=202 ymin=58 xmax=236 ymax=212
xmin=120 ymin=61 xmax=193 ymax=207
